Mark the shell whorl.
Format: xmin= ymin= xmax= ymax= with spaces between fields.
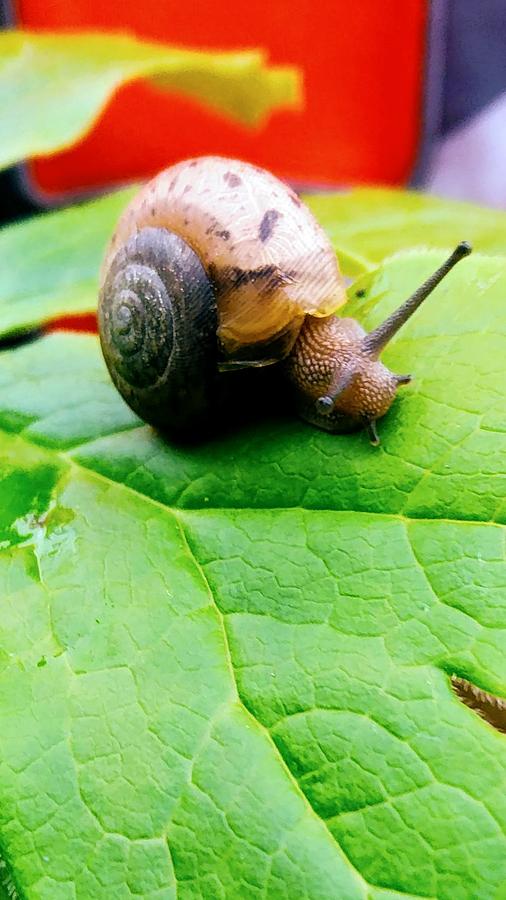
xmin=98 ymin=226 xmax=217 ymax=432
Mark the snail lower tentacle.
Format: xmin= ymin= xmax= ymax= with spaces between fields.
xmin=98 ymin=226 xmax=217 ymax=433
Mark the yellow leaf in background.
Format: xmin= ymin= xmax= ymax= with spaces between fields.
xmin=0 ymin=30 xmax=302 ymax=171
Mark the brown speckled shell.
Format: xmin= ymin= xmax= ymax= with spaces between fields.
xmin=101 ymin=156 xmax=347 ymax=360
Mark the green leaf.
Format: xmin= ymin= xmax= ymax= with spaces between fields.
xmin=0 ymin=243 xmax=505 ymax=897
xmin=305 ymin=187 xmax=506 ymax=272
xmin=0 ymin=30 xmax=301 ymax=171
xmin=0 ymin=189 xmax=134 ymax=339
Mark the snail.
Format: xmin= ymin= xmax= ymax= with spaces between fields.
xmin=98 ymin=156 xmax=471 ymax=444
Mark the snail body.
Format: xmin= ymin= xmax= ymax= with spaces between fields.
xmin=99 ymin=156 xmax=471 ymax=443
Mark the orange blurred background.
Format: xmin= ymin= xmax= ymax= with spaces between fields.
xmin=14 ymin=0 xmax=428 ymax=201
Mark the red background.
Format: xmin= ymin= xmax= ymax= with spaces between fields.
xmin=15 ymin=0 xmax=428 ymax=200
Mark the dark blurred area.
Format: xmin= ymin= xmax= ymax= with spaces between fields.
xmin=438 ymin=0 xmax=506 ymax=133
xmin=3 ymin=0 xmax=506 ymax=225
xmin=0 ymin=171 xmax=37 ymax=225
xmin=0 ymin=2 xmax=37 ymax=223
xmin=422 ymin=0 xmax=506 ymax=206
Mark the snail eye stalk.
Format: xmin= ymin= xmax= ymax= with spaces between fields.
xmin=362 ymin=241 xmax=472 ymax=358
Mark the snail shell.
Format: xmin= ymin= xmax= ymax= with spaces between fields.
xmin=98 ymin=156 xmax=346 ymax=432
xmin=99 ymin=227 xmax=217 ymax=432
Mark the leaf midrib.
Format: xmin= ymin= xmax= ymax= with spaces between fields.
xmin=1 ymin=425 xmax=375 ymax=898
xmin=172 ymin=513 xmax=374 ymax=894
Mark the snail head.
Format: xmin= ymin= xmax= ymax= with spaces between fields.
xmin=288 ymin=242 xmax=472 ymax=444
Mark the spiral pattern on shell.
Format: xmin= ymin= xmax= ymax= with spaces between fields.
xmin=98 ymin=226 xmax=217 ymax=432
